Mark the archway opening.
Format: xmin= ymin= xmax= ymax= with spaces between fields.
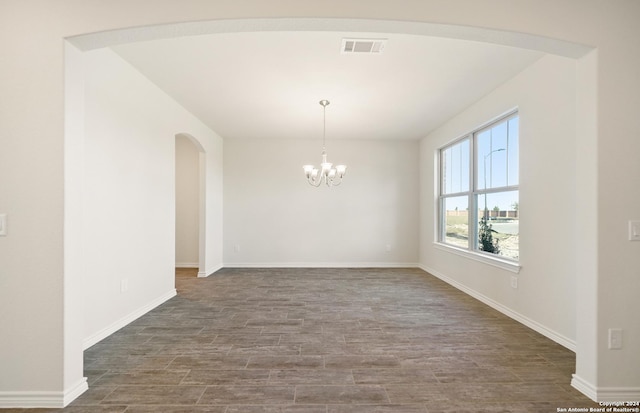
xmin=61 ymin=17 xmax=597 ymax=407
xmin=175 ymin=133 xmax=206 ymax=278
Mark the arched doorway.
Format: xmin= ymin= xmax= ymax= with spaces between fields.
xmin=175 ymin=133 xmax=206 ymax=277
xmin=57 ymin=15 xmax=596 ymax=406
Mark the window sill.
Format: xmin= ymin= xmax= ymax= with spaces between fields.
xmin=433 ymin=242 xmax=521 ymax=274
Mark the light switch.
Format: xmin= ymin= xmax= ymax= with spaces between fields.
xmin=0 ymin=214 xmax=6 ymax=236
xmin=609 ymin=328 xmax=623 ymax=350
xmin=629 ymin=221 xmax=640 ymax=241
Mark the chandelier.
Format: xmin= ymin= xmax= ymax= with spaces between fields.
xmin=303 ymin=100 xmax=347 ymax=187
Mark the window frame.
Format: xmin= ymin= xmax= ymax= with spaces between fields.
xmin=436 ymin=110 xmax=521 ymax=272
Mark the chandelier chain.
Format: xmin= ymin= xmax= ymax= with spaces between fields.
xmin=320 ymin=99 xmax=329 ymax=150
xmin=323 ymin=101 xmax=326 ymax=150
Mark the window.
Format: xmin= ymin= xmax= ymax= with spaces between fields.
xmin=438 ymin=112 xmax=519 ymax=261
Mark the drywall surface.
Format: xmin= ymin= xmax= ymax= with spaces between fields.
xmin=175 ymin=136 xmax=200 ymax=267
xmin=223 ymin=138 xmax=419 ymax=266
xmin=81 ymin=48 xmax=223 ymax=345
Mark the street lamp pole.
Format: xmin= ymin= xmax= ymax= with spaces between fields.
xmin=483 ymin=148 xmax=505 ymax=220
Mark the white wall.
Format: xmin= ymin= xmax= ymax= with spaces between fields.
xmin=202 ymin=132 xmax=224 ymax=276
xmin=175 ymin=136 xmax=200 ymax=267
xmin=420 ymin=54 xmax=577 ymax=345
xmin=592 ymin=10 xmax=640 ymax=392
xmin=224 ymin=138 xmax=419 ymax=266
xmin=0 ymin=4 xmax=69 ymax=399
xmin=81 ymin=48 xmax=224 ymax=347
xmin=64 ymin=43 xmax=88 ymax=400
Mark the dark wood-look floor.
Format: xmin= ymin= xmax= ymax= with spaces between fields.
xmin=12 ymin=267 xmax=600 ymax=412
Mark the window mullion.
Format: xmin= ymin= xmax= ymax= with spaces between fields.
xmin=477 ymin=185 xmax=519 ymax=196
xmin=505 ymin=124 xmax=510 ymax=186
xmin=470 ymin=134 xmax=477 ymax=251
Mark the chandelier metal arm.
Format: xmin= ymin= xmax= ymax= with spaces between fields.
xmin=326 ymin=177 xmax=343 ymax=186
xmin=306 ymin=175 xmax=323 ymax=187
xmin=305 ymin=172 xmax=346 ymax=187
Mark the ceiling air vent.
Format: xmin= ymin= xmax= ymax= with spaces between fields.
xmin=341 ymin=38 xmax=387 ymax=54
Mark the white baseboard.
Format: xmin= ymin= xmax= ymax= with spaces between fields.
xmin=175 ymin=262 xmax=199 ymax=268
xmin=595 ymin=387 xmax=640 ymax=402
xmin=222 ymin=262 xmax=421 ymax=268
xmin=198 ymin=264 xmax=224 ymax=278
xmin=419 ymin=264 xmax=576 ymax=351
xmin=572 ymin=374 xmax=598 ymax=401
xmin=63 ymin=378 xmax=88 ymax=407
xmin=0 ymin=377 xmax=88 ymax=408
xmin=82 ymin=289 xmax=177 ymax=350
xmin=572 ymin=374 xmax=640 ymax=402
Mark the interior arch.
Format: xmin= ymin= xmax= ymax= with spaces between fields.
xmin=63 ymin=15 xmax=598 ymax=405
xmin=68 ymin=17 xmax=591 ymax=58
xmin=175 ymin=133 xmax=207 ymax=277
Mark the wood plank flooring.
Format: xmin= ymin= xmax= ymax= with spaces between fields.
xmin=13 ymin=267 xmax=600 ymax=412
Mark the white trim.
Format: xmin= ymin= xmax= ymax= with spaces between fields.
xmin=571 ymin=374 xmax=640 ymax=402
xmin=0 ymin=391 xmax=65 ymax=408
xmin=82 ymin=289 xmax=176 ymax=350
xmin=198 ymin=264 xmax=224 ymax=278
xmin=572 ymin=374 xmax=598 ymax=401
xmin=175 ymin=261 xmax=199 ymax=268
xmin=0 ymin=377 xmax=87 ymax=408
xmin=223 ymin=262 xmax=421 ymax=268
xmin=434 ymin=242 xmax=521 ymax=273
xmin=595 ymin=387 xmax=640 ymax=403
xmin=63 ymin=378 xmax=88 ymax=407
xmin=67 ymin=18 xmax=592 ymax=58
xmin=420 ymin=264 xmax=575 ymax=351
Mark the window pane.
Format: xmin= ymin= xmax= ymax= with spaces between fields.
xmin=442 ymin=139 xmax=469 ymax=194
xmin=476 ymin=190 xmax=519 ymax=260
xmin=476 ymin=116 xmax=518 ymax=190
xmin=507 ymin=117 xmax=519 ymax=186
xmin=489 ymin=121 xmax=508 ymax=187
xmin=443 ymin=196 xmax=468 ymax=248
xmin=476 ymin=130 xmax=491 ymax=190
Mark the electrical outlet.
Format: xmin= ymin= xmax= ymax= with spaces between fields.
xmin=120 ymin=279 xmax=128 ymax=293
xmin=608 ymin=328 xmax=623 ymax=349
xmin=0 ymin=213 xmax=6 ymax=236
xmin=234 ymin=244 xmax=241 ymax=253
xmin=385 ymin=244 xmax=392 ymax=252
xmin=629 ymin=221 xmax=640 ymax=241
xmin=510 ymin=276 xmax=518 ymax=289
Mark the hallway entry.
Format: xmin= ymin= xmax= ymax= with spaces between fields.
xmin=175 ymin=134 xmax=205 ymax=274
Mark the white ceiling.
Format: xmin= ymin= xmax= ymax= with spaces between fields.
xmin=112 ymin=31 xmax=543 ymax=141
